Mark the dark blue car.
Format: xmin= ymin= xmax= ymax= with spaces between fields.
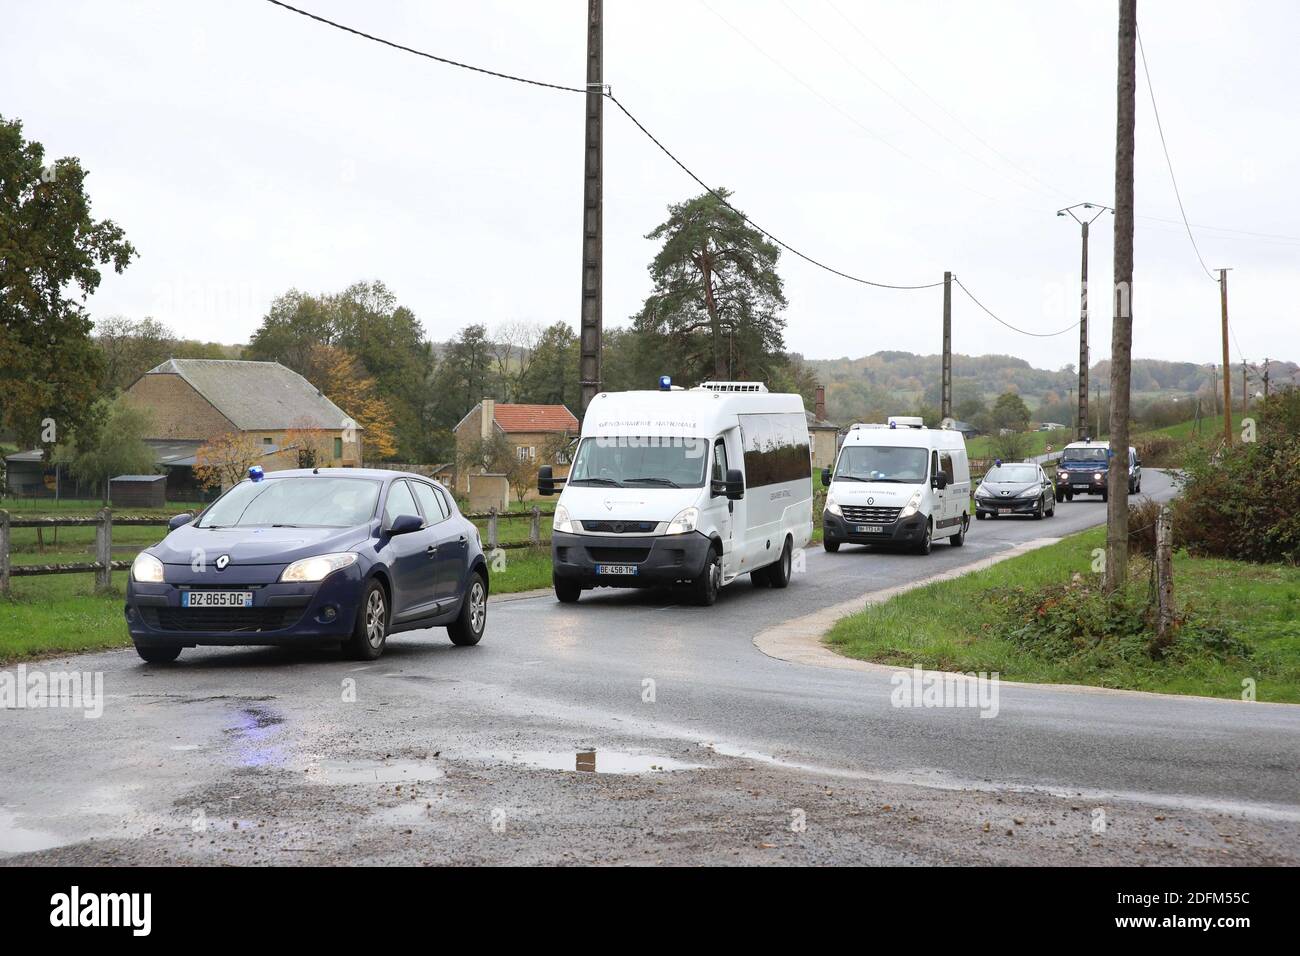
xmin=124 ymin=469 xmax=489 ymax=663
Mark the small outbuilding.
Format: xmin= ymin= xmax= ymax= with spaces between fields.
xmin=109 ymin=474 xmax=167 ymax=509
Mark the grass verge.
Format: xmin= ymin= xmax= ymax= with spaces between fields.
xmin=825 ymin=526 xmax=1300 ymax=702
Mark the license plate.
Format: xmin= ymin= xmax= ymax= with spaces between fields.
xmin=595 ymin=564 xmax=638 ymax=575
xmin=998 ymin=508 xmax=1012 ymax=515
xmin=183 ymin=590 xmax=253 ymax=608
xmin=1072 ymin=483 xmax=1088 ymax=489
xmin=855 ymin=525 xmax=884 ymax=534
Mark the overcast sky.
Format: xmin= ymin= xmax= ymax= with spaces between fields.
xmin=5 ymin=0 xmax=1297 ymax=373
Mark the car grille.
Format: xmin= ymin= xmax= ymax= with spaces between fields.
xmin=580 ymin=520 xmax=658 ymax=534
xmin=841 ymin=504 xmax=902 ymax=524
xmin=142 ymin=607 xmax=299 ymax=632
xmin=586 ymin=547 xmax=652 ymax=564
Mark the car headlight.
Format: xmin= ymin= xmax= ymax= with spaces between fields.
xmin=824 ymin=495 xmax=843 ymax=516
xmin=131 ymin=551 xmax=165 ymax=583
xmin=1057 ymin=471 xmax=1068 ymax=482
xmin=899 ymin=490 xmax=924 ymax=518
xmin=975 ymin=485 xmax=993 ymax=499
xmin=280 ymin=552 xmax=358 ymax=583
xmin=1094 ymin=472 xmax=1104 ymax=481
xmin=665 ymin=506 xmax=699 ymax=535
xmin=552 ymin=504 xmax=577 ymax=534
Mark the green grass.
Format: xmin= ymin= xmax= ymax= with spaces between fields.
xmin=965 ymin=430 xmax=1059 ymax=460
xmin=0 ymin=497 xmax=205 ymax=514
xmin=826 ymin=526 xmax=1300 ymax=702
xmin=1132 ymin=413 xmax=1245 ymax=444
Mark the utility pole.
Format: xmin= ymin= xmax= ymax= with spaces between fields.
xmin=1057 ymin=203 xmax=1112 ymax=441
xmin=1104 ymin=0 xmax=1137 ymax=595
xmin=941 ymin=271 xmax=952 ymax=420
xmin=578 ymin=0 xmax=603 ymax=416
xmin=1241 ymin=359 xmax=1248 ymax=415
xmin=1263 ymin=358 xmax=1270 ymax=398
xmin=1218 ymin=268 xmax=1232 ymax=444
xmin=1210 ymin=363 xmax=1218 ymax=415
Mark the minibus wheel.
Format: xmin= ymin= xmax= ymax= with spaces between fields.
xmin=554 ymin=576 xmax=582 ymax=604
xmin=768 ymin=537 xmax=793 ymax=589
xmin=823 ymin=538 xmax=841 ymax=552
xmin=692 ymin=547 xmax=721 ymax=606
xmin=915 ymin=520 xmax=932 ymax=555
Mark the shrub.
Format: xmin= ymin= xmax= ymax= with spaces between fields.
xmin=1173 ymin=391 xmax=1300 ymax=563
xmin=1127 ymin=498 xmax=1163 ymax=558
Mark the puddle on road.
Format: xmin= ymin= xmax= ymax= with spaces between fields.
xmin=303 ymin=759 xmax=445 ymax=786
xmin=0 ymin=808 xmax=64 ymax=856
xmin=483 ymin=749 xmax=706 ymax=775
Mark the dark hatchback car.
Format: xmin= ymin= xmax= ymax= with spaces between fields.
xmin=973 ymin=461 xmax=1057 ymax=520
xmin=125 ymin=469 xmax=488 ymax=663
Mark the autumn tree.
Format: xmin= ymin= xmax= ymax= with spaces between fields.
xmin=302 ymin=344 xmax=398 ymax=459
xmin=194 ymin=432 xmax=262 ymax=491
xmin=0 ymin=115 xmax=136 ymax=448
xmin=635 ymin=188 xmax=787 ymax=383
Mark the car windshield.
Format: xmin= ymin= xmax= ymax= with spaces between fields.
xmin=984 ymin=465 xmax=1038 ymax=483
xmin=835 ymin=445 xmax=929 ymax=483
xmin=197 ymin=477 xmax=381 ymax=528
xmin=1062 ymin=447 xmax=1108 ymax=463
xmin=567 ymin=436 xmax=708 ymax=488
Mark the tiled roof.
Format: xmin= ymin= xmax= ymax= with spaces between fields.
xmin=490 ymin=404 xmax=579 ymax=433
xmin=142 ymin=359 xmax=355 ymax=431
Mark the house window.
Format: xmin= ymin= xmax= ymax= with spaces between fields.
xmin=517 ymin=446 xmax=535 ymax=461
xmin=263 ymin=436 xmax=273 ymax=446
xmin=334 ymin=437 xmax=343 ymax=459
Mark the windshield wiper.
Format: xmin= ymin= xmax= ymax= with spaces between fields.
xmin=569 ymin=477 xmax=623 ymax=487
xmin=832 ymin=475 xmax=871 ymax=482
xmin=624 ymin=477 xmax=680 ymax=488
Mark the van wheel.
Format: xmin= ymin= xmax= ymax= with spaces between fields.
xmin=767 ymin=538 xmax=793 ymax=589
xmin=915 ymin=521 xmax=932 ymax=555
xmin=1101 ymin=488 xmax=1109 ymax=503
xmin=1066 ymin=490 xmax=1074 ymax=502
xmin=448 ymin=572 xmax=487 ymax=646
xmin=750 ymin=564 xmax=770 ymax=587
xmin=345 ymin=579 xmax=389 ymax=660
xmin=950 ymin=516 xmax=966 ymax=546
xmin=691 ymin=547 xmax=721 ymax=606
xmin=823 ymin=538 xmax=841 ymax=553
xmin=554 ymin=576 xmax=581 ymax=604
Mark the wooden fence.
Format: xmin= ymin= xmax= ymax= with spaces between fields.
xmin=0 ymin=510 xmax=169 ymax=595
xmin=0 ymin=506 xmax=557 ymax=594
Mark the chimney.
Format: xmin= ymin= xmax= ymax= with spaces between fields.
xmin=480 ymin=399 xmax=495 ymax=440
xmin=814 ymin=384 xmax=826 ymax=422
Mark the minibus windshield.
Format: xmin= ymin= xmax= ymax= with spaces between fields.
xmin=834 ymin=445 xmax=929 ymax=483
xmin=567 ymin=437 xmax=709 ymax=489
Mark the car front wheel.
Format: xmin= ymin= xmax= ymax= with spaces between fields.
xmin=345 ymin=579 xmax=389 ymax=660
xmin=135 ymin=644 xmax=182 ymax=664
xmin=448 ymin=572 xmax=487 ymax=646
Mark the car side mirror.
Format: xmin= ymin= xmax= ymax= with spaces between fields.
xmin=931 ymin=473 xmax=949 ymax=490
xmin=537 ymin=465 xmax=555 ymax=496
xmin=167 ymin=513 xmax=193 ymax=531
xmin=712 ymin=467 xmax=745 ymax=500
xmin=388 ymin=513 xmax=424 ymax=535
xmin=821 ymin=467 xmax=831 ymax=487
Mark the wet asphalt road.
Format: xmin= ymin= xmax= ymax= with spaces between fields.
xmin=3 ymin=469 xmax=1299 ymax=865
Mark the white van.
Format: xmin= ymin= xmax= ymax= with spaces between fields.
xmin=820 ymin=416 xmax=971 ymax=555
xmin=538 ymin=381 xmax=814 ymax=606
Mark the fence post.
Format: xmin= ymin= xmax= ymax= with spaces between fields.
xmin=0 ymin=510 xmax=10 ymax=597
xmin=1153 ymin=505 xmax=1174 ymax=650
xmin=95 ymin=508 xmax=113 ymax=593
xmin=529 ymin=506 xmax=540 ymax=546
xmin=487 ymin=507 xmax=499 ymax=549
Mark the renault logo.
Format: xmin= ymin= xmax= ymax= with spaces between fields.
xmin=215 ymin=554 xmax=230 ymax=570
xmin=867 ymin=497 xmax=874 ymax=505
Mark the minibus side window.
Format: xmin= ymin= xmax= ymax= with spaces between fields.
xmin=930 ymin=451 xmax=939 ymax=480
xmin=712 ymin=439 xmax=728 ymax=484
xmin=938 ymin=451 xmax=954 ymax=484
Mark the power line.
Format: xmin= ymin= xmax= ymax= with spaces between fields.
xmin=605 ymin=94 xmax=942 ymax=290
xmin=263 ymin=0 xmax=944 ymax=291
xmin=1136 ymin=25 xmax=1217 ymax=282
xmin=952 ymin=276 xmax=1079 ymax=338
